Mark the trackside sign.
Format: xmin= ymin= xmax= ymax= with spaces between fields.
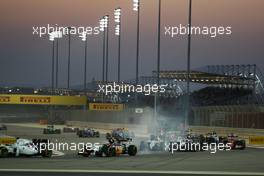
xmin=0 ymin=94 xmax=87 ymax=106
xmin=249 ymin=136 xmax=264 ymax=145
xmin=89 ymin=103 xmax=124 ymax=111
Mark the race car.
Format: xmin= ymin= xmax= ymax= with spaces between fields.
xmin=106 ymin=128 xmax=135 ymax=141
xmin=0 ymin=137 xmax=52 ymax=158
xmin=78 ymin=138 xmax=137 ymax=157
xmin=140 ymin=134 xmax=165 ymax=151
xmin=221 ymin=133 xmax=246 ymax=150
xmin=0 ymin=124 xmax=7 ymax=131
xmin=63 ymin=126 xmax=79 ymax=133
xmin=140 ymin=130 xmax=182 ymax=152
xmin=168 ymin=132 xmax=205 ymax=152
xmin=205 ymin=132 xmax=220 ymax=144
xmin=43 ymin=125 xmax=61 ymax=134
xmin=77 ymin=128 xmax=100 ymax=138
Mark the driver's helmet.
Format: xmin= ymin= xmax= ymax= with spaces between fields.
xmin=109 ymin=138 xmax=115 ymax=144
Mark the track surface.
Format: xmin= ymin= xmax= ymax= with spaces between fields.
xmin=0 ymin=124 xmax=263 ymax=176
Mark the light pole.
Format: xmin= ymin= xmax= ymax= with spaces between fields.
xmin=114 ymin=7 xmax=122 ymax=83
xmin=186 ymin=0 xmax=192 ymax=129
xmin=99 ymin=17 xmax=106 ymax=83
xmin=50 ymin=34 xmax=55 ymax=93
xmin=67 ymin=27 xmax=72 ymax=89
xmin=155 ymin=0 xmax=162 ymax=128
xmin=105 ymin=15 xmax=109 ymax=83
xmin=80 ymin=32 xmax=88 ymax=90
xmin=133 ymin=0 xmax=140 ymax=104
xmin=49 ymin=31 xmax=62 ymax=93
xmin=55 ymin=37 xmax=59 ymax=89
xmin=99 ymin=16 xmax=108 ymax=83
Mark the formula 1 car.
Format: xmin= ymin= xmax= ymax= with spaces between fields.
xmin=0 ymin=137 xmax=52 ymax=158
xmin=0 ymin=124 xmax=7 ymax=131
xmin=78 ymin=138 xmax=137 ymax=157
xmin=43 ymin=125 xmax=61 ymax=134
xmin=205 ymin=132 xmax=220 ymax=144
xmin=140 ymin=131 xmax=182 ymax=152
xmin=140 ymin=134 xmax=165 ymax=151
xmin=168 ymin=132 xmax=206 ymax=152
xmin=77 ymin=128 xmax=100 ymax=138
xmin=221 ymin=133 xmax=246 ymax=150
xmin=63 ymin=126 xmax=79 ymax=133
xmin=106 ymin=128 xmax=135 ymax=141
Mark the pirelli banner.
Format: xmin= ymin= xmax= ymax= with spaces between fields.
xmin=0 ymin=94 xmax=87 ymax=106
xmin=89 ymin=103 xmax=124 ymax=111
xmin=249 ymin=136 xmax=264 ymax=145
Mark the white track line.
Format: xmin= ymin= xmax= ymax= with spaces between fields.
xmin=248 ymin=145 xmax=264 ymax=149
xmin=0 ymin=169 xmax=263 ymax=175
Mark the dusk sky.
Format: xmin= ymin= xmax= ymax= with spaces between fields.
xmin=0 ymin=0 xmax=263 ymax=87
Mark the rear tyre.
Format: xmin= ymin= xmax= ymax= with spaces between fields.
xmin=107 ymin=147 xmax=116 ymax=157
xmin=240 ymin=141 xmax=246 ymax=150
xmin=41 ymin=149 xmax=52 ymax=158
xmin=128 ymin=145 xmax=137 ymax=156
xmin=43 ymin=129 xmax=48 ymax=134
xmin=0 ymin=147 xmax=8 ymax=158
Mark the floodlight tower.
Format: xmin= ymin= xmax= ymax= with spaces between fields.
xmin=132 ymin=0 xmax=140 ymax=104
xmin=114 ymin=7 xmax=122 ymax=82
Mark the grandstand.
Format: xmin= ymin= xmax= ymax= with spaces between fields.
xmin=0 ymin=64 xmax=263 ymax=129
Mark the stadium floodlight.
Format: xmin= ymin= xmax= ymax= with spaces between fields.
xmin=132 ymin=0 xmax=141 ymax=104
xmin=80 ymin=31 xmax=88 ymax=90
xmin=80 ymin=31 xmax=87 ymax=41
xmin=49 ymin=30 xmax=63 ymax=92
xmin=49 ymin=30 xmax=63 ymax=41
xmin=133 ymin=0 xmax=140 ymax=11
xmin=114 ymin=8 xmax=121 ymax=36
xmin=99 ymin=15 xmax=109 ymax=85
xmin=114 ymin=7 xmax=122 ymax=83
xmin=104 ymin=15 xmax=110 ymax=82
xmin=99 ymin=18 xmax=106 ymax=32
xmin=99 ymin=15 xmax=109 ymax=31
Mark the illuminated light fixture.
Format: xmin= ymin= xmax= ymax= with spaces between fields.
xmin=99 ymin=15 xmax=109 ymax=32
xmin=133 ymin=0 xmax=139 ymax=11
xmin=114 ymin=8 xmax=121 ymax=23
xmin=115 ymin=24 xmax=120 ymax=36
xmin=49 ymin=30 xmax=63 ymax=41
xmin=80 ymin=32 xmax=87 ymax=41
xmin=114 ymin=8 xmax=121 ymax=36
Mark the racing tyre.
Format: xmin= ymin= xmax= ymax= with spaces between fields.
xmin=55 ymin=129 xmax=61 ymax=134
xmin=107 ymin=147 xmax=116 ymax=157
xmin=240 ymin=141 xmax=246 ymax=150
xmin=41 ymin=149 xmax=52 ymax=158
xmin=95 ymin=151 xmax=103 ymax=157
xmin=0 ymin=147 xmax=8 ymax=158
xmin=106 ymin=133 xmax=111 ymax=139
xmin=95 ymin=132 xmax=100 ymax=138
xmin=128 ymin=145 xmax=137 ymax=156
xmin=43 ymin=129 xmax=48 ymax=134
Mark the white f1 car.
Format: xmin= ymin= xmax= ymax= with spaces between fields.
xmin=0 ymin=138 xmax=52 ymax=158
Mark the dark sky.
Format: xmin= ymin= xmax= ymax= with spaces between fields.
xmin=0 ymin=0 xmax=263 ymax=88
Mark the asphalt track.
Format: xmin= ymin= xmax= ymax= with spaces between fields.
xmin=0 ymin=124 xmax=263 ymax=176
